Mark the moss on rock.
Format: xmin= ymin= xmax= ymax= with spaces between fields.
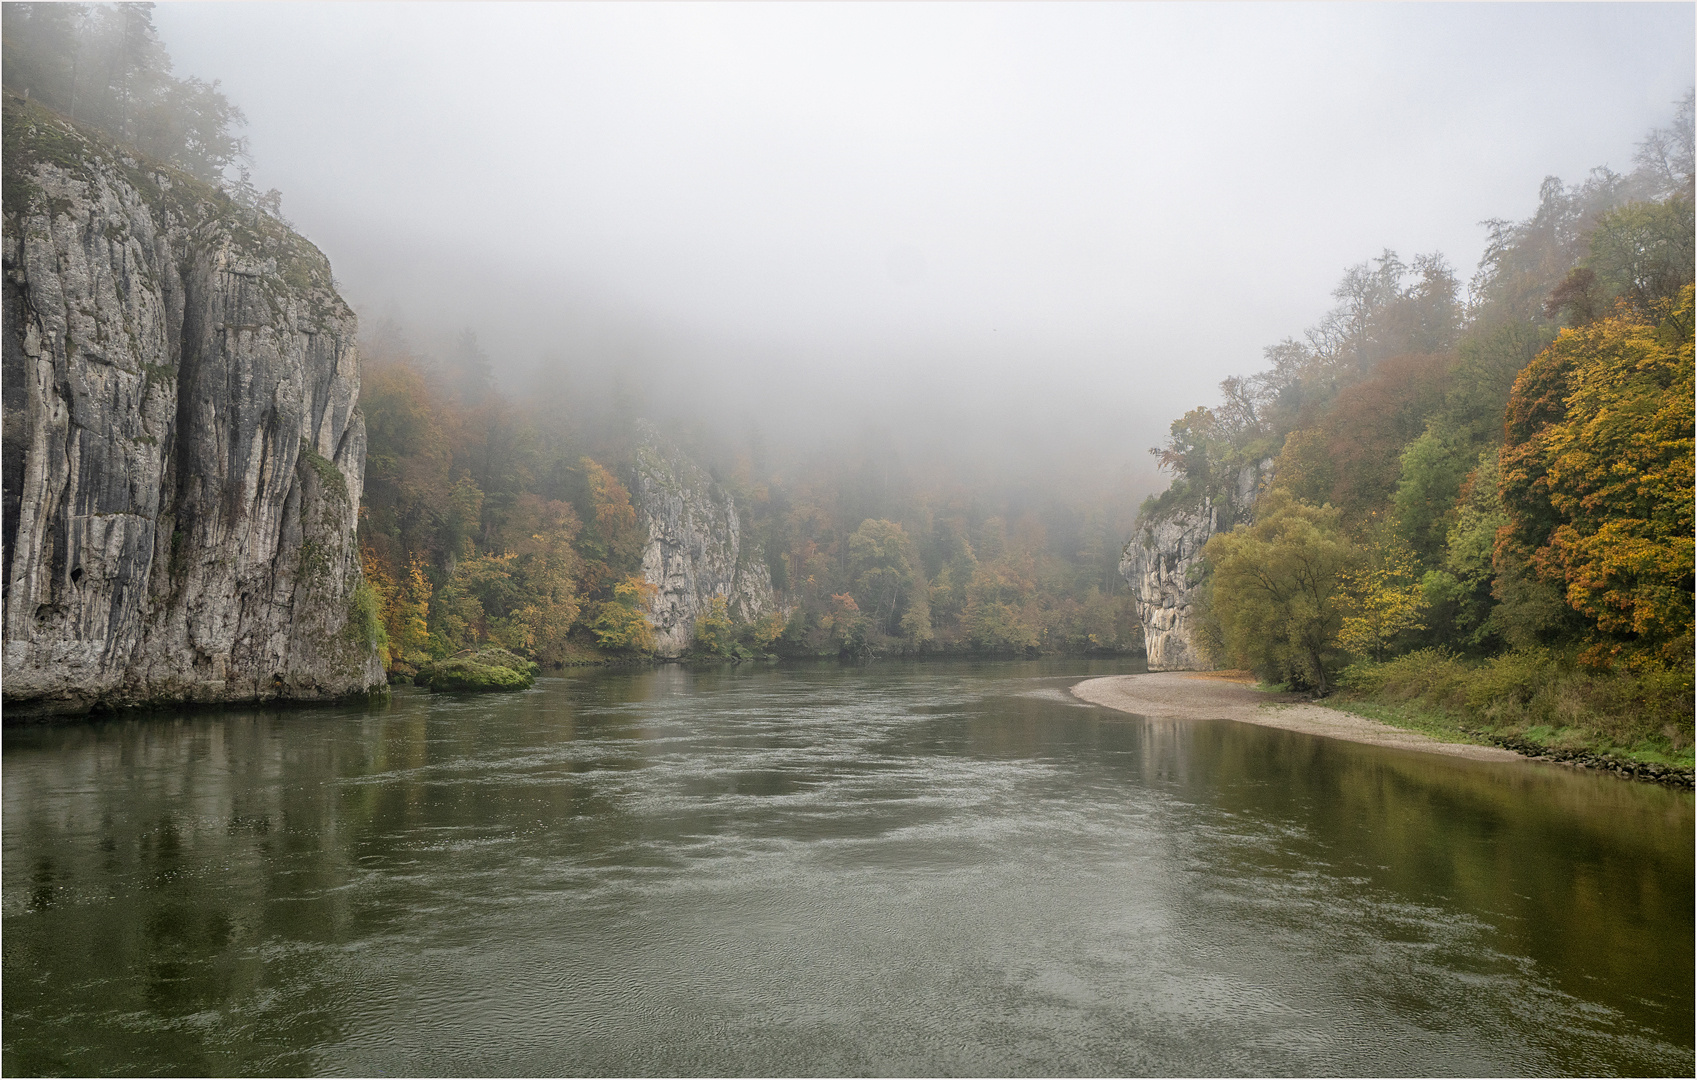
xmin=415 ymin=646 xmax=540 ymax=693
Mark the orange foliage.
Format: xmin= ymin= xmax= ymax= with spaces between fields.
xmin=1500 ymin=288 xmax=1695 ymax=666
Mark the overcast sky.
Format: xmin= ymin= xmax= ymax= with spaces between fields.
xmin=154 ymin=1 xmax=1694 ymax=497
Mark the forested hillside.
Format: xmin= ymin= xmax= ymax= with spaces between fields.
xmin=353 ymin=325 xmax=1144 ymax=672
xmin=1152 ymin=96 xmax=1695 ymax=760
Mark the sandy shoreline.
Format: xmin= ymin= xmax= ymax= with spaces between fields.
xmin=1071 ymin=672 xmax=1524 ymax=764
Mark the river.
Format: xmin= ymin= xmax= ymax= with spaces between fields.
xmin=3 ymin=660 xmax=1691 ymax=1076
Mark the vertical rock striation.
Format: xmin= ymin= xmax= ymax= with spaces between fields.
xmin=1120 ymin=460 xmax=1270 ymax=670
xmin=629 ymin=424 xmax=775 ymax=656
xmin=2 ymin=94 xmax=385 ymax=714
xmin=1120 ymin=502 xmax=1223 ymax=671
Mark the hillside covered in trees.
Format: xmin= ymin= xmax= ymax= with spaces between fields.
xmin=353 ymin=322 xmax=1144 ymax=672
xmin=1150 ymin=95 xmax=1694 ymax=762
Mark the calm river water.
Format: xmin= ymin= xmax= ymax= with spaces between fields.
xmin=3 ymin=660 xmax=1692 ymax=1076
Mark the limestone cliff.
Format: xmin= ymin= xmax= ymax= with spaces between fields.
xmin=1120 ymin=460 xmax=1270 ymax=670
xmin=629 ymin=425 xmax=775 ymax=657
xmin=2 ymin=94 xmax=385 ymax=714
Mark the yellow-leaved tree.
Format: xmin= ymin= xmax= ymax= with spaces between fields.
xmin=693 ymin=596 xmax=737 ymax=656
xmin=589 ymin=575 xmax=657 ymax=654
xmin=1500 ymin=286 xmax=1695 ymax=668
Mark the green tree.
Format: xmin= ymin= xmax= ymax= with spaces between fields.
xmin=588 ymin=576 xmax=657 ymax=654
xmin=1201 ymin=491 xmax=1355 ymax=693
xmin=1418 ymin=451 xmax=1507 ymax=652
xmin=692 ymin=596 xmax=737 ymax=656
xmin=2 ymin=3 xmax=250 ymax=184
xmin=1392 ymin=321 xmax=1556 ymax=563
xmin=848 ymin=518 xmax=922 ymax=640
xmin=1547 ymin=199 xmax=1696 ymax=324
xmin=963 ymin=563 xmax=1038 ymax=653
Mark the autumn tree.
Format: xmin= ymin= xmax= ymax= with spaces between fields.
xmin=963 ymin=562 xmax=1039 ymax=654
xmin=360 ymin=351 xmax=476 ymax=567
xmin=358 ymin=542 xmax=402 ymax=667
xmin=1272 ymin=351 xmax=1451 ymax=521
xmin=692 ymin=596 xmax=737 ymax=657
xmin=575 ymin=457 xmax=645 ymax=596
xmin=497 ymin=495 xmax=583 ymax=664
xmin=820 ymin=593 xmax=870 ymax=656
xmin=1338 ymin=535 xmax=1427 ymax=662
xmin=1499 ymin=286 xmax=1695 ymax=668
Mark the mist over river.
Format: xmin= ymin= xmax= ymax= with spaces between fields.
xmin=3 ymin=660 xmax=1691 ymax=1076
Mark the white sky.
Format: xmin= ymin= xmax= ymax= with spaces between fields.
xmin=155 ymin=1 xmax=1695 ymax=496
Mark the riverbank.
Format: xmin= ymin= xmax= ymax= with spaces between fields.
xmin=1071 ymin=672 xmax=1525 ymax=764
xmin=1072 ymin=672 xmax=1697 ymax=786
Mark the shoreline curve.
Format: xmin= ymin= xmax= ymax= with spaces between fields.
xmin=1071 ymin=672 xmax=1524 ymax=764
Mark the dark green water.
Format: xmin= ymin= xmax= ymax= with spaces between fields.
xmin=3 ymin=660 xmax=1692 ymax=1077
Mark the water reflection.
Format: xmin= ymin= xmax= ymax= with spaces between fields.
xmin=3 ymin=660 xmax=1691 ymax=1076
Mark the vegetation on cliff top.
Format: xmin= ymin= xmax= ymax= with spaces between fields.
xmin=2 ymin=3 xmax=271 ymax=204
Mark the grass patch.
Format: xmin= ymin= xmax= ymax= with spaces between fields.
xmin=1317 ymin=698 xmax=1496 ymax=747
xmin=1329 ymin=648 xmax=1694 ymax=771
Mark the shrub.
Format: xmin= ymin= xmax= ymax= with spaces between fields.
xmin=589 ymin=576 xmax=657 ymax=653
xmin=348 ymin=580 xmax=389 ymax=656
xmin=1338 ymin=648 xmax=1468 ymax=707
xmin=692 ymin=596 xmax=737 ymax=656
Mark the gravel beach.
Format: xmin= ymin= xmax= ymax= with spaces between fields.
xmin=1071 ymin=672 xmax=1524 ymax=763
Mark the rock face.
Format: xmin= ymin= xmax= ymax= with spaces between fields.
xmin=629 ymin=424 xmax=775 ymax=657
xmin=1120 ymin=461 xmax=1270 ymax=671
xmin=2 ymin=94 xmax=385 ymax=714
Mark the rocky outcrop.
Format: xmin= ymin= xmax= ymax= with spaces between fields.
xmin=2 ymin=94 xmax=385 ymax=714
xmin=1121 ymin=503 xmax=1222 ymax=671
xmin=629 ymin=424 xmax=775 ymax=656
xmin=1121 ymin=460 xmax=1270 ymax=670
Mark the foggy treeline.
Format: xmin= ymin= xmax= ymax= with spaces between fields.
xmin=1 ymin=2 xmax=276 ymax=208
xmin=355 ymin=318 xmax=1145 ymax=666
xmin=6 ymin=5 xmax=1692 ymax=708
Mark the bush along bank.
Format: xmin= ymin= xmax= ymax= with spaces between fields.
xmin=1326 ymin=648 xmax=1694 ymax=787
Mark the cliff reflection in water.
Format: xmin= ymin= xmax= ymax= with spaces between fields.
xmin=3 ymin=661 xmax=1691 ymax=1076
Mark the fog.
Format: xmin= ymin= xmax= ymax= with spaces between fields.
xmin=153 ymin=1 xmax=1694 ymax=499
